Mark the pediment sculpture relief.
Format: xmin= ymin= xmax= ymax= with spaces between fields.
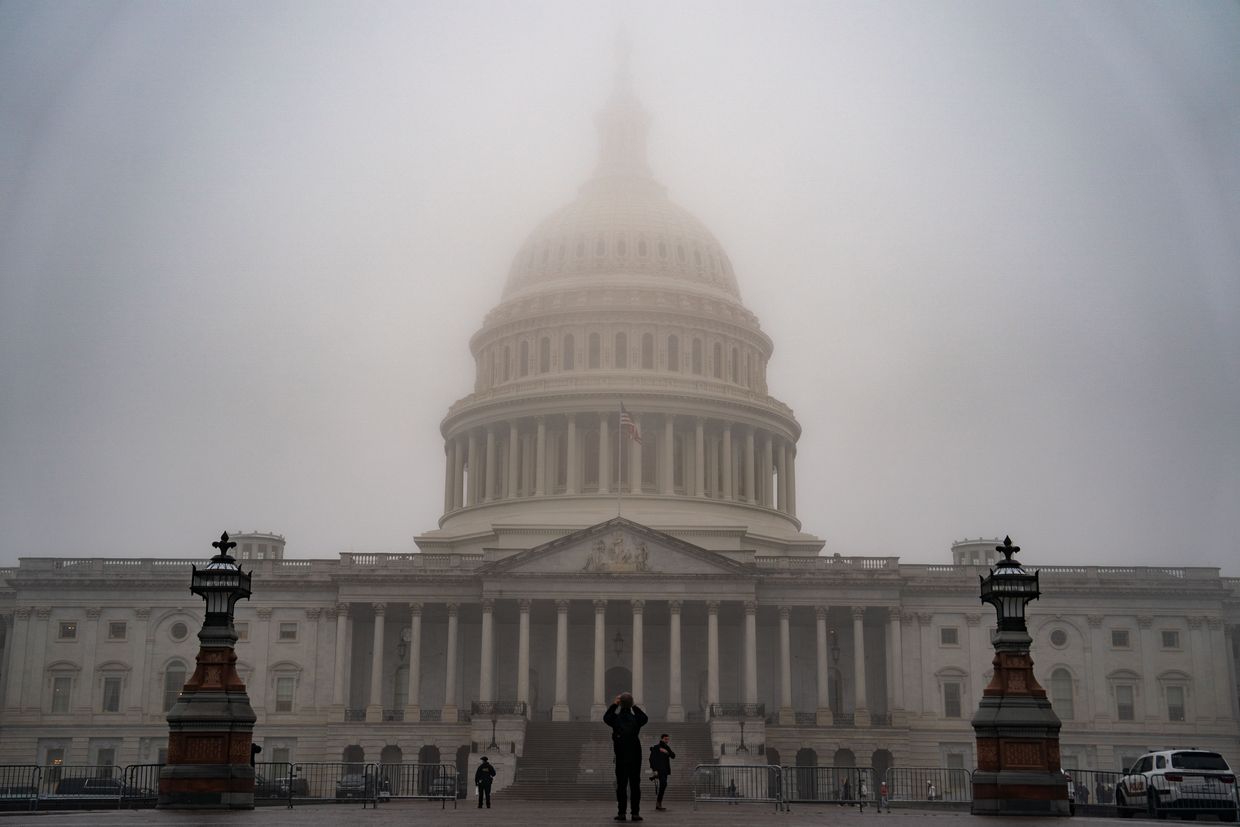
xmin=583 ymin=531 xmax=650 ymax=573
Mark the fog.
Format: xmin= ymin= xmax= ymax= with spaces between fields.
xmin=1 ymin=1 xmax=1237 ymax=569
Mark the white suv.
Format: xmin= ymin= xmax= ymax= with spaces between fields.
xmin=1116 ymin=749 xmax=1238 ymax=821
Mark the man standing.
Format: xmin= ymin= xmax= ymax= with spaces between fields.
xmin=648 ymin=733 xmax=676 ymax=811
xmin=474 ymin=756 xmax=496 ymax=809
xmin=603 ymin=692 xmax=648 ymax=822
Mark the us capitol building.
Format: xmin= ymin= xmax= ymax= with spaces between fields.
xmin=2 ymin=62 xmax=1238 ymax=789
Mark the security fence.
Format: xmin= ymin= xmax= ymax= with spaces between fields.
xmin=289 ymin=762 xmax=379 ymax=807
xmin=35 ymin=764 xmax=127 ymax=806
xmin=122 ymin=764 xmax=162 ymax=807
xmin=883 ymin=766 xmax=972 ymax=803
xmin=691 ymin=764 xmax=785 ymax=812
xmin=783 ymin=765 xmax=876 ymax=809
xmin=377 ymin=762 xmax=459 ymax=808
xmin=0 ymin=765 xmax=38 ymax=810
xmin=1067 ymin=768 xmax=1121 ymax=812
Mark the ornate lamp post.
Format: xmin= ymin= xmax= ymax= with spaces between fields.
xmin=971 ymin=537 xmax=1069 ymax=816
xmin=158 ymin=532 xmax=257 ymax=809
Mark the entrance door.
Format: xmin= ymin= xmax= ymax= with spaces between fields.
xmin=605 ymin=666 xmax=633 ymax=701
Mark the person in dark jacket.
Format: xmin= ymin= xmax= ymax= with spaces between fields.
xmin=474 ymin=756 xmax=496 ymax=808
xmin=603 ymin=692 xmax=648 ymax=821
xmin=648 ymin=734 xmax=675 ymax=811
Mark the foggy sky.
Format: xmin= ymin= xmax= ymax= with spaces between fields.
xmin=2 ymin=1 xmax=1237 ymax=570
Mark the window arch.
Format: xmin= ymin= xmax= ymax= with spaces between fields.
xmin=691 ymin=338 xmax=703 ymax=375
xmin=163 ymin=659 xmax=188 ymax=712
xmin=712 ymin=342 xmax=723 ymax=378
xmin=614 ymin=332 xmax=628 ymax=369
xmin=519 ymin=340 xmax=529 ymax=377
xmin=641 ymin=333 xmax=654 ymax=369
xmin=539 ymin=337 xmax=551 ymax=373
xmin=588 ymin=333 xmax=601 ymax=369
xmin=667 ymin=336 xmax=680 ymax=371
xmin=562 ymin=334 xmax=575 ymax=370
xmin=1050 ymin=668 xmax=1074 ymax=720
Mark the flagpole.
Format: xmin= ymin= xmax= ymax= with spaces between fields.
xmin=616 ymin=402 xmax=623 ymax=518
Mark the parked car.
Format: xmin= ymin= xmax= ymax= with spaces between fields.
xmin=334 ymin=772 xmax=372 ymax=800
xmin=1116 ymin=749 xmax=1237 ymax=822
xmin=45 ymin=777 xmax=144 ymax=805
xmin=428 ymin=776 xmax=456 ymax=798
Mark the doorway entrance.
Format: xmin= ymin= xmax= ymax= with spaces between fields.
xmin=605 ymin=666 xmax=633 ymax=700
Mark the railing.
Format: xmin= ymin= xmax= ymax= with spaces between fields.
xmin=35 ymin=764 xmax=125 ymax=805
xmin=833 ymin=713 xmax=855 ymax=727
xmin=783 ymin=766 xmax=876 ymax=808
xmin=0 ymin=764 xmax=39 ymax=810
xmin=709 ymin=703 xmax=765 ymax=719
xmin=253 ymin=762 xmax=294 ymax=808
xmin=382 ymin=708 xmax=404 ymax=721
xmin=691 ymin=764 xmax=785 ymax=812
xmin=793 ymin=712 xmax=817 ymax=725
xmin=870 ymin=713 xmax=892 ymax=727
xmin=901 ymin=563 xmax=1220 ymax=580
xmin=419 ymin=708 xmax=442 ymax=722
xmin=883 ymin=767 xmax=973 ymax=803
xmin=122 ymin=764 xmax=161 ymax=807
xmin=755 ymin=556 xmax=898 ymax=571
xmin=345 ymin=707 xmax=367 ymax=721
xmin=470 ymin=700 xmax=527 ymax=716
xmin=1067 ymin=768 xmax=1121 ymax=812
xmin=379 ymin=762 xmax=458 ymax=808
xmin=290 ymin=762 xmax=379 ymax=807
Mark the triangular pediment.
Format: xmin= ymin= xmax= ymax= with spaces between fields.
xmin=481 ymin=518 xmax=753 ymax=577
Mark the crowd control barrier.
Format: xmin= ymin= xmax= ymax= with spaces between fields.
xmin=691 ymin=764 xmax=785 ymax=812
xmin=378 ymin=762 xmax=458 ymax=808
xmin=783 ymin=765 xmax=876 ymax=810
xmin=882 ymin=766 xmax=972 ymax=803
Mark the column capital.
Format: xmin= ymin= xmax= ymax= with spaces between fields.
xmin=481 ymin=598 xmax=495 ymax=612
xmin=1187 ymin=616 xmax=1204 ymax=630
xmin=593 ymin=599 xmax=607 ymax=612
xmin=1086 ymin=614 xmax=1103 ymax=628
xmin=850 ymin=606 xmax=866 ymax=621
xmin=409 ymin=602 xmax=423 ymax=616
xmin=257 ymin=607 xmax=274 ymax=620
xmin=778 ymin=606 xmax=791 ymax=620
xmin=535 ymin=414 xmax=545 ymax=425
xmin=372 ymin=602 xmax=387 ymax=616
xmin=486 ymin=423 xmax=495 ymax=435
xmin=14 ymin=607 xmax=32 ymax=620
xmin=35 ymin=607 xmax=52 ymax=619
xmin=668 ymin=600 xmax=682 ymax=614
xmin=815 ymin=606 xmax=828 ymax=621
xmin=518 ymin=598 xmax=532 ymax=612
xmin=555 ymin=599 xmax=570 ymax=612
xmin=134 ymin=607 xmax=151 ymax=620
xmin=744 ymin=601 xmax=757 ymax=615
xmin=631 ymin=599 xmax=645 ymax=613
xmin=566 ymin=412 xmax=576 ymax=424
xmin=305 ymin=607 xmax=322 ymax=620
xmin=335 ymin=602 xmax=350 ymax=618
xmin=447 ymin=602 xmax=459 ymax=617
xmin=85 ymin=607 xmax=102 ymax=620
xmin=887 ymin=606 xmax=901 ymax=622
xmin=916 ymin=612 xmax=933 ymax=626
xmin=706 ymin=600 xmax=720 ymax=614
xmin=1207 ymin=616 xmax=1222 ymax=630
xmin=965 ymin=613 xmax=982 ymax=627
xmin=1137 ymin=615 xmax=1154 ymax=629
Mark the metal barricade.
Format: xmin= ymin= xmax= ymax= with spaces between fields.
xmin=379 ymin=762 xmax=458 ymax=809
xmin=691 ymin=764 xmax=785 ymax=812
xmin=290 ymin=762 xmax=379 ymax=807
xmin=1067 ymin=768 xmax=1121 ymax=815
xmin=883 ymin=767 xmax=973 ymax=804
xmin=122 ymin=764 xmax=162 ymax=808
xmin=783 ymin=766 xmax=876 ymax=810
xmin=36 ymin=764 xmax=126 ymax=808
xmin=254 ymin=761 xmax=294 ymax=808
xmin=0 ymin=765 xmax=40 ymax=811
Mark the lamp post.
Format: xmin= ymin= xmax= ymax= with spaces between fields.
xmin=488 ymin=710 xmax=500 ymax=751
xmin=971 ymin=537 xmax=1069 ymax=816
xmin=159 ymin=532 xmax=257 ymax=809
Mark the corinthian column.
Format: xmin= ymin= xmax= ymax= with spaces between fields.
xmin=332 ymin=603 xmax=349 ymax=709
xmin=598 ymin=414 xmax=610 ymax=495
xmin=592 ymin=600 xmax=607 ymax=717
xmin=776 ymin=440 xmax=788 ymax=512
xmin=744 ymin=428 xmax=756 ymax=503
xmin=743 ymin=601 xmax=758 ymax=705
xmin=761 ymin=432 xmax=773 ymax=507
xmin=694 ymin=418 xmax=706 ymax=497
xmin=631 ymin=600 xmax=645 ymax=705
xmin=406 ymin=603 xmax=422 ymax=718
xmin=722 ymin=426 xmax=733 ymax=500
xmin=466 ymin=431 xmax=479 ymax=506
xmin=507 ymin=422 xmax=519 ymax=499
xmin=517 ymin=599 xmax=531 ymax=716
xmin=366 ymin=603 xmax=386 ymax=717
xmin=888 ymin=607 xmax=905 ymax=723
xmin=852 ymin=606 xmax=870 ymax=727
xmin=484 ymin=427 xmax=497 ymax=501
xmin=667 ymin=600 xmax=684 ymax=721
xmin=661 ymin=415 xmax=674 ymax=495
xmin=452 ymin=438 xmax=465 ymax=510
xmin=442 ymin=603 xmax=459 ymax=720
xmin=815 ymin=606 xmax=832 ymax=725
xmin=778 ymin=606 xmax=794 ymax=724
xmin=443 ymin=444 xmax=454 ymax=514
xmin=552 ymin=600 xmax=570 ymax=721
xmin=534 ymin=416 xmax=546 ymax=496
xmin=479 ymin=599 xmax=494 ymax=703
xmin=707 ymin=601 xmax=720 ymax=713
xmin=566 ymin=414 xmax=578 ymax=494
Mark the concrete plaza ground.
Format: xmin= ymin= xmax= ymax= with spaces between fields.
xmin=0 ymin=801 xmax=1171 ymax=827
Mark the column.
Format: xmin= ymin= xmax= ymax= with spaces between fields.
xmin=888 ymin=607 xmax=905 ymax=722
xmin=534 ymin=416 xmax=546 ymax=496
xmin=776 ymin=440 xmax=788 ymax=512
xmin=707 ymin=601 xmax=720 ymax=713
xmin=744 ymin=428 xmax=756 ymax=503
xmin=332 ymin=604 xmax=349 ymax=707
xmin=598 ymin=414 xmax=610 ymax=495
xmin=3 ymin=608 xmax=29 ymax=710
xmin=694 ymin=419 xmax=706 ymax=497
xmin=566 ymin=414 xmax=578 ymax=494
xmin=631 ymin=600 xmax=645 ymax=705
xmin=1086 ymin=615 xmax=1108 ymax=721
xmin=815 ymin=607 xmax=832 ymax=725
xmin=660 ymin=416 xmax=674 ymax=495
xmin=1225 ymin=625 xmax=1240 ymax=721
xmin=722 ymin=426 xmax=733 ymax=500
xmin=477 ymin=599 xmax=495 ymax=704
xmin=667 ymin=601 xmax=684 ymax=721
xmin=1137 ymin=615 xmax=1159 ymax=721
xmin=630 ymin=414 xmax=642 ymax=492
xmin=787 ymin=446 xmax=797 ymax=516
xmin=744 ymin=601 xmax=758 ymax=705
xmin=966 ymin=612 xmax=985 ymax=712
xmin=406 ymin=603 xmax=422 ymax=717
xmin=778 ymin=606 xmax=794 ymax=724
xmin=484 ymin=427 xmax=497 ymax=501
xmin=592 ymin=600 xmax=607 ymax=717
xmin=507 ymin=422 xmax=520 ymax=498
xmin=852 ymin=606 xmax=870 ymax=726
xmin=367 ymin=603 xmax=386 ymax=715
xmin=466 ymin=431 xmax=479 ymax=506
xmin=443 ymin=443 xmax=454 ymax=514
xmin=761 ymin=432 xmax=773 ymax=507
xmin=443 ymin=603 xmax=459 ymax=719
xmin=75 ymin=607 xmax=101 ymax=712
xmin=552 ymin=600 xmax=570 ymax=721
xmin=517 ymin=599 xmax=531 ymax=716
xmin=452 ymin=438 xmax=465 ymax=510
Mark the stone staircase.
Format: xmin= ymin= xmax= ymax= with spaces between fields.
xmin=504 ymin=721 xmax=714 ymax=802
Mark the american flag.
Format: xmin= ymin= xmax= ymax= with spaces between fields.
xmin=619 ymin=403 xmax=642 ymax=444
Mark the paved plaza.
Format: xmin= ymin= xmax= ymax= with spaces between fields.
xmin=0 ymin=802 xmax=1166 ymax=827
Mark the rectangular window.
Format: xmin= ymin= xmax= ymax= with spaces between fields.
xmin=107 ymin=621 xmax=126 ymax=640
xmin=51 ymin=676 xmax=72 ymax=713
xmin=1116 ymin=685 xmax=1135 ymax=721
xmin=271 ymin=747 xmax=291 ymax=765
xmin=101 ymin=677 xmax=122 ymax=712
xmin=1166 ymin=686 xmax=1185 ymax=721
xmin=1161 ymin=630 xmax=1180 ymax=649
xmin=1111 ymin=629 xmax=1130 ymax=648
xmin=275 ymin=677 xmax=295 ymax=712
xmin=235 ymin=622 xmax=250 ymax=642
xmin=278 ymin=622 xmax=298 ymax=641
xmin=95 ymin=748 xmax=116 ymax=775
xmin=943 ymin=682 xmax=962 ymax=718
xmin=940 ymin=627 xmax=959 ymax=646
xmin=58 ymin=621 xmax=77 ymax=640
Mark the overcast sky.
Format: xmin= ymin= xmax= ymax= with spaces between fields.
xmin=1 ymin=0 xmax=1237 ymax=570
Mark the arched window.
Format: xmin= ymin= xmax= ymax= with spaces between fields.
xmin=614 ymin=333 xmax=628 ymax=369
xmin=588 ymin=333 xmax=601 ymax=369
xmin=539 ymin=337 xmax=551 ymax=373
xmin=667 ymin=336 xmax=680 ymax=372
xmin=641 ymin=333 xmax=654 ymax=369
xmin=562 ymin=334 xmax=575 ymax=370
xmin=519 ymin=341 xmax=529 ymax=377
xmin=730 ymin=348 xmax=739 ymax=383
xmin=163 ymin=660 xmax=187 ymax=712
xmin=712 ymin=343 xmax=723 ymax=378
xmin=691 ymin=338 xmax=703 ymax=375
xmin=1050 ymin=668 xmax=1074 ymax=720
